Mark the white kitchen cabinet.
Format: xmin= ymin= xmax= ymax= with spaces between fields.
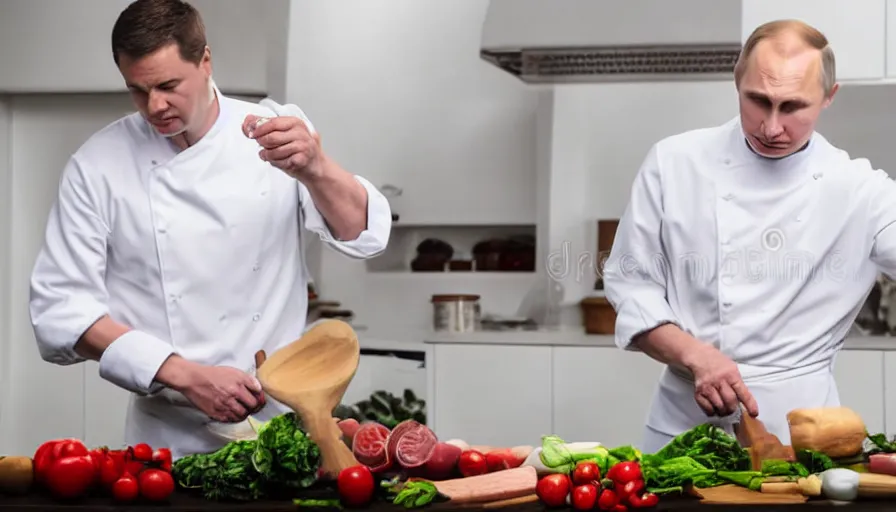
xmin=283 ymin=1 xmax=538 ymax=226
xmin=882 ymin=353 xmax=896 ymax=438
xmin=430 ymin=344 xmax=552 ymax=447
xmin=742 ymin=0 xmax=886 ymax=82
xmin=0 ymin=0 xmax=276 ymax=94
xmin=552 ymin=347 xmax=665 ymax=449
xmin=834 ymin=350 xmax=886 ymax=436
xmin=887 ymin=0 xmax=896 ymax=77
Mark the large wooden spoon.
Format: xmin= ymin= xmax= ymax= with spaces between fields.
xmin=256 ymin=319 xmax=361 ymax=479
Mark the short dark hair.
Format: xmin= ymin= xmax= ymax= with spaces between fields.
xmin=111 ymin=0 xmax=207 ymax=66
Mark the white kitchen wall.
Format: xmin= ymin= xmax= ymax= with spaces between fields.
xmin=280 ymin=0 xmax=543 ymax=331
xmin=542 ymin=81 xmax=896 ymax=306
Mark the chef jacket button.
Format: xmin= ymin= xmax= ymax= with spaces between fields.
xmin=253 ymin=313 xmax=261 ymax=321
xmin=151 ymin=160 xmax=158 ymax=165
xmin=722 ymin=194 xmax=734 ymax=201
xmin=157 ymin=227 xmax=167 ymax=234
xmin=813 ymin=173 xmax=823 ymax=180
xmin=722 ymin=302 xmax=732 ymax=308
xmin=723 ymin=158 xmax=731 ymax=165
xmin=220 ymin=314 xmax=227 ymax=321
xmin=260 ymin=190 xmax=268 ymax=196
xmin=253 ymin=264 xmax=260 ymax=272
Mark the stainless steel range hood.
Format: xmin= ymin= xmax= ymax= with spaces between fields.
xmin=480 ymin=0 xmax=744 ymax=84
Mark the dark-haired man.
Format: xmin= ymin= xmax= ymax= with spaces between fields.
xmin=28 ymin=0 xmax=391 ymax=458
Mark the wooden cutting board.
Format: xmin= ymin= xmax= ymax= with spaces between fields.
xmin=691 ymin=485 xmax=808 ymax=504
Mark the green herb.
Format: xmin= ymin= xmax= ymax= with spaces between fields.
xmin=294 ymin=498 xmax=343 ymax=509
xmin=172 ymin=412 xmax=322 ymax=501
xmin=867 ymin=431 xmax=896 ymax=453
xmin=173 ymin=440 xmax=266 ymax=501
xmin=252 ymin=412 xmax=321 ymax=490
xmin=381 ymin=477 xmax=439 ymax=509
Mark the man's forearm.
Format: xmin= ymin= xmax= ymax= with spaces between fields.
xmin=76 ymin=315 xmax=189 ymax=390
xmin=74 ymin=315 xmax=131 ymax=361
xmin=302 ymin=153 xmax=368 ymax=240
xmin=632 ymin=323 xmax=707 ymax=373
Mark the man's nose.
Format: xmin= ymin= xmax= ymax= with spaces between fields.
xmin=762 ymin=114 xmax=784 ymax=139
xmin=147 ymin=90 xmax=168 ymax=115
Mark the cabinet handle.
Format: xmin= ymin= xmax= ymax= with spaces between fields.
xmin=381 ymin=184 xmax=403 ymax=197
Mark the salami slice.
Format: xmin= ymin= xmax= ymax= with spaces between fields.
xmin=352 ymin=422 xmax=392 ymax=472
xmin=387 ymin=419 xmax=438 ymax=469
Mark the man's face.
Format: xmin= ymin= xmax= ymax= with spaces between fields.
xmin=118 ymin=43 xmax=213 ymax=138
xmin=737 ymin=38 xmax=837 ymax=158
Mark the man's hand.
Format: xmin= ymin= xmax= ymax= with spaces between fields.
xmin=156 ymin=357 xmax=265 ymax=423
xmin=242 ymin=114 xmax=324 ymax=182
xmin=686 ymin=344 xmax=759 ymax=418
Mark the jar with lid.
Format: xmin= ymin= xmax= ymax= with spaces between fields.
xmin=431 ymin=294 xmax=481 ymax=332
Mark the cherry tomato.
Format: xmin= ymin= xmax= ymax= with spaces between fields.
xmin=617 ymin=478 xmax=645 ymax=503
xmin=336 ymin=465 xmax=375 ymax=506
xmin=607 ymin=461 xmax=642 ymax=485
xmin=138 ymin=468 xmax=175 ymax=501
xmin=112 ymin=473 xmax=139 ymax=502
xmin=628 ymin=491 xmax=659 ymax=508
xmin=457 ymin=450 xmax=488 ymax=477
xmin=132 ymin=443 xmax=153 ymax=462
xmin=597 ymin=488 xmax=620 ymax=511
xmin=572 ymin=461 xmax=601 ymax=485
xmin=571 ymin=483 xmax=598 ymax=511
xmin=536 ymin=473 xmax=571 ymax=507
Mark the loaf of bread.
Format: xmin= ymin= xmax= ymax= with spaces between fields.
xmin=787 ymin=407 xmax=867 ymax=458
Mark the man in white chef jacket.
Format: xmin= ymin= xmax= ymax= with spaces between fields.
xmin=604 ymin=19 xmax=896 ymax=452
xmin=28 ymin=0 xmax=391 ymax=458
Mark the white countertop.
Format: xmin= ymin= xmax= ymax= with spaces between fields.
xmin=419 ymin=328 xmax=896 ymax=351
xmin=357 ymin=325 xmax=896 ymax=351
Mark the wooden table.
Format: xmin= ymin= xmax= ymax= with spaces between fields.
xmin=3 ymin=492 xmax=896 ymax=512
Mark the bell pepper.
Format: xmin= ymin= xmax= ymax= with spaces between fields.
xmin=33 ymin=439 xmax=96 ymax=499
xmin=33 ymin=439 xmax=87 ymax=485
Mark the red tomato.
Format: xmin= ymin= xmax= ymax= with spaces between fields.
xmin=597 ymin=488 xmax=619 ymax=511
xmin=152 ymin=448 xmax=173 ymax=472
xmin=572 ymin=461 xmax=601 ymax=485
xmin=571 ymin=483 xmax=598 ymax=511
xmin=98 ymin=456 xmax=121 ymax=489
xmin=536 ymin=473 xmax=571 ymax=508
xmin=45 ymin=455 xmax=96 ymax=499
xmin=139 ymin=469 xmax=175 ymax=501
xmin=336 ymin=465 xmax=375 ymax=506
xmin=607 ymin=461 xmax=642 ymax=485
xmin=617 ymin=478 xmax=645 ymax=503
xmin=112 ymin=473 xmax=139 ymax=502
xmin=132 ymin=443 xmax=153 ymax=462
xmin=628 ymin=491 xmax=659 ymax=508
xmin=457 ymin=450 xmax=488 ymax=477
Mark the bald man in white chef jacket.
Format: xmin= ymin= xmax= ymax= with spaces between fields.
xmin=603 ymin=19 xmax=895 ymax=453
xmin=28 ymin=0 xmax=391 ymax=459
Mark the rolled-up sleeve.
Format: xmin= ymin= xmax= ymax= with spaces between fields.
xmin=299 ymin=175 xmax=391 ymax=259
xmin=29 ymin=157 xmax=174 ymax=395
xmin=602 ymin=144 xmax=680 ymax=351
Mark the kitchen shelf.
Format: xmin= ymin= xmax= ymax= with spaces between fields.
xmin=368 ymin=223 xmax=537 ymax=273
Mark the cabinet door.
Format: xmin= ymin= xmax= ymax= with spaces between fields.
xmin=742 ymin=0 xmax=886 ymax=81
xmin=431 ymin=344 xmax=551 ymax=446
xmin=883 ymin=353 xmax=896 ymax=438
xmin=282 ymin=1 xmax=538 ymax=225
xmin=553 ymin=347 xmax=664 ymax=448
xmin=887 ymin=0 xmax=896 ymax=77
xmin=834 ymin=351 xmax=885 ymax=435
